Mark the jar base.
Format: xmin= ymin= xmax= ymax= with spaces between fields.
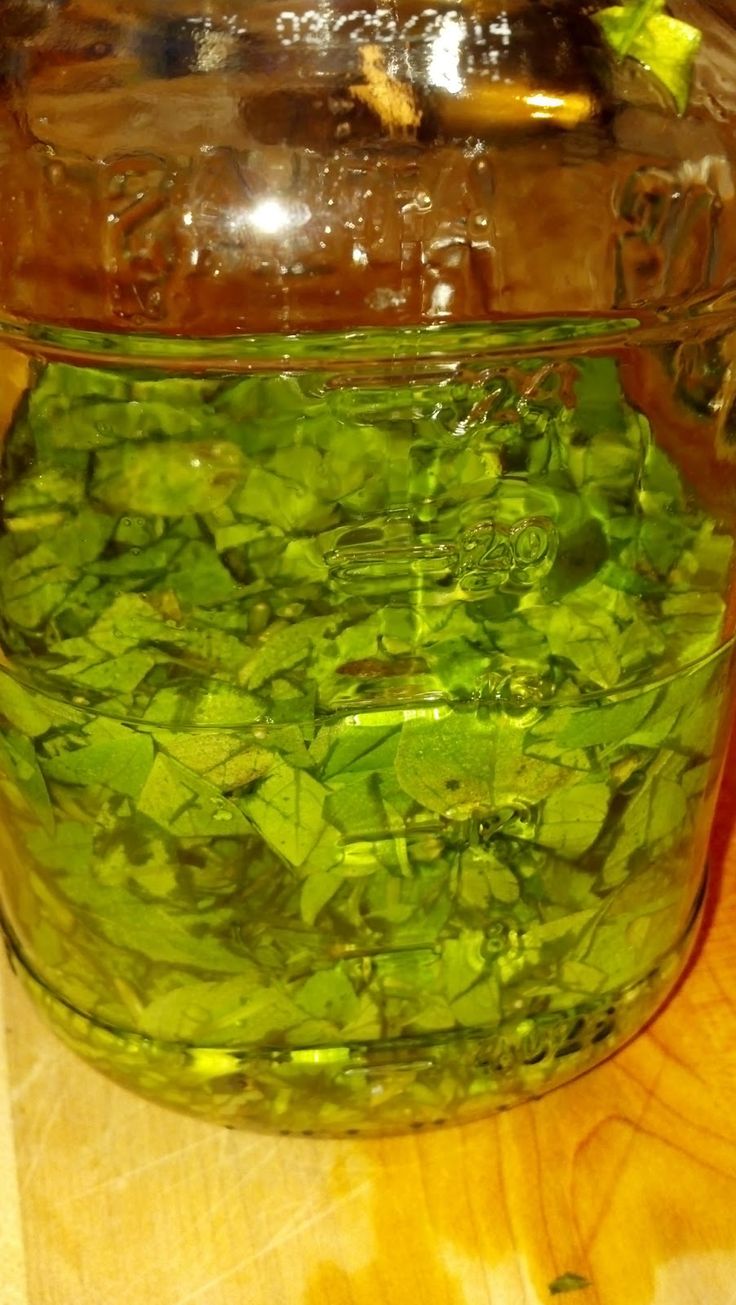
xmin=1 ymin=888 xmax=705 ymax=1136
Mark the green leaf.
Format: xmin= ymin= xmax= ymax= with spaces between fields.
xmin=0 ymin=672 xmax=60 ymax=737
xmin=232 ymin=464 xmax=323 ymax=533
xmin=549 ymin=1272 xmax=591 ymax=1295
xmin=0 ymin=531 xmax=98 ymax=632
xmin=597 ymin=0 xmax=665 ymax=56
xmin=660 ymin=592 xmax=725 ymax=665
xmin=137 ymin=752 xmax=252 ymax=836
xmin=27 ymin=819 xmax=94 ymax=873
xmin=525 ymin=910 xmax=598 ymax=954
xmin=91 ymin=440 xmax=246 ymax=516
xmin=42 ymin=732 xmax=154 ymax=799
xmin=540 ymin=691 xmax=657 ymax=752
xmin=675 ymin=691 xmax=723 ymax=756
xmin=300 ymin=872 xmax=343 ymax=926
xmin=321 ymin=723 xmax=401 ymax=780
xmin=526 ymin=603 xmax=622 ymax=689
xmin=54 ymin=648 xmax=160 ymax=696
xmin=440 ymin=932 xmax=486 ymax=1000
xmin=154 ymin=540 xmax=243 ymax=610
xmin=241 ymin=759 xmax=339 ymax=870
xmin=138 ymin=976 xmax=266 ymax=1042
xmin=596 ymin=2 xmax=702 ymax=114
xmin=142 ymin=979 xmax=305 ymax=1042
xmin=3 ymin=464 xmax=85 ymax=528
xmin=0 ymin=730 xmax=55 ymax=831
xmin=537 ymin=781 xmax=610 ymax=858
xmin=603 ymin=771 xmax=688 ymax=885
xmin=487 ymin=862 xmax=521 ymax=904
xmin=572 ymin=358 xmax=631 ymax=436
xmin=396 ymin=711 xmax=566 ymax=818
xmin=59 ymin=870 xmax=244 ymax=973
xmin=296 ymin=967 xmax=360 ymax=1024
xmin=241 ymin=617 xmax=337 ymax=690
xmin=626 ymin=656 xmax=721 ymax=749
xmin=155 ymin=732 xmax=273 ymax=791
xmin=185 ymin=685 xmax=263 ymax=727
xmin=451 ymin=972 xmax=501 ymax=1028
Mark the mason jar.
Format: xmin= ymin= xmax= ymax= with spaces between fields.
xmin=0 ymin=0 xmax=735 ymax=1135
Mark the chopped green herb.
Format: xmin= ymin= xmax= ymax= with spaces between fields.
xmin=549 ymin=1273 xmax=592 ymax=1295
xmin=596 ymin=0 xmax=702 ymax=113
xmin=0 ymin=331 xmax=730 ymax=1132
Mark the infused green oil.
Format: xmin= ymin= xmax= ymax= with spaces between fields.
xmin=0 ymin=319 xmax=732 ymax=1133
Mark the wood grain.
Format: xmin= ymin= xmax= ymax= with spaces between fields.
xmin=2 ymin=764 xmax=736 ymax=1305
xmin=0 ymin=977 xmax=28 ymax=1305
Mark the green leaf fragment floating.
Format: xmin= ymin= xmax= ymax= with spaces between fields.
xmin=548 ymin=1273 xmax=592 ymax=1296
xmin=596 ymin=0 xmax=702 ymax=113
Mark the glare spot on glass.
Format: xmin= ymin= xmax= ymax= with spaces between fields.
xmin=526 ymin=91 xmax=567 ymax=120
xmin=526 ymin=92 xmax=566 ymax=110
xmin=182 ymin=211 xmax=194 ymax=228
xmin=231 ymin=199 xmax=312 ymax=237
xmin=489 ymin=14 xmax=512 ymax=44
xmin=352 ymin=245 xmax=368 ymax=265
xmin=248 ymin=199 xmax=291 ymax=234
xmin=430 ymin=283 xmax=454 ymax=316
xmin=427 ymin=12 xmax=465 ymax=95
xmin=680 ymin=154 xmax=735 ymax=202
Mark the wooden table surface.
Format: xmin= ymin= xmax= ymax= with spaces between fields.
xmin=2 ymin=767 xmax=736 ymax=1305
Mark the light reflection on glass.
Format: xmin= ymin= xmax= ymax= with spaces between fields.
xmin=230 ymin=199 xmax=312 ymax=236
xmin=427 ymin=12 xmax=465 ymax=95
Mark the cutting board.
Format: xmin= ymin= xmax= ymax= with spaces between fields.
xmin=2 ymin=758 xmax=736 ymax=1305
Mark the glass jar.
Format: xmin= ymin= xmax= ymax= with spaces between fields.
xmin=0 ymin=0 xmax=735 ymax=1136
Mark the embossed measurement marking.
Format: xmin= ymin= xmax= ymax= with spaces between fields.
xmin=326 ymin=515 xmax=557 ymax=599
